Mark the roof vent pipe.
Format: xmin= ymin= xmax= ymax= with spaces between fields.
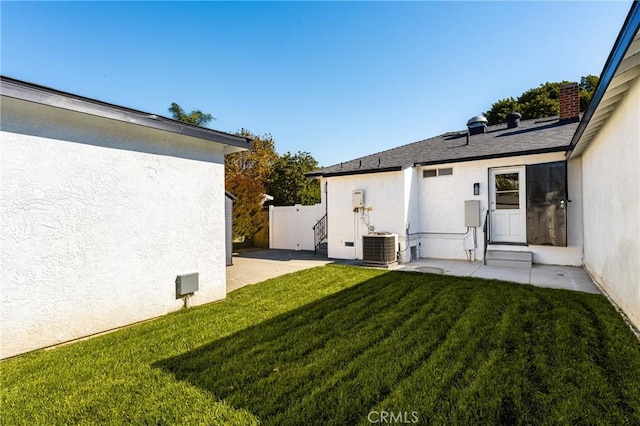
xmin=506 ymin=112 xmax=521 ymax=129
xmin=466 ymin=115 xmax=488 ymax=135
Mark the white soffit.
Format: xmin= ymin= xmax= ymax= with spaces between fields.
xmin=570 ymin=28 xmax=640 ymax=158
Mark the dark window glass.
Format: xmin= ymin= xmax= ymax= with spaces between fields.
xmin=438 ymin=168 xmax=453 ymax=176
xmin=526 ymin=161 xmax=567 ymax=247
xmin=423 ymin=169 xmax=437 ymax=178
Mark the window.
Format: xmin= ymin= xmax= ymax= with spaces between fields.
xmin=495 ymin=172 xmax=520 ymax=209
xmin=526 ymin=161 xmax=567 ymax=247
xmin=423 ymin=168 xmax=453 ymax=178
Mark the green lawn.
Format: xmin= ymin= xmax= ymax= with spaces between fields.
xmin=2 ymin=265 xmax=640 ymax=425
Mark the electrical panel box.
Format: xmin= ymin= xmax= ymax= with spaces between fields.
xmin=464 ymin=200 xmax=481 ymax=227
xmin=352 ymin=190 xmax=365 ymax=209
xmin=176 ymin=273 xmax=199 ymax=298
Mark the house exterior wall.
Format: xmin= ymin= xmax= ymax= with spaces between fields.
xmin=325 ymin=172 xmax=406 ymax=260
xmin=0 ymin=98 xmax=228 ymax=359
xmin=416 ymin=152 xmax=584 ymax=265
xmin=401 ymin=167 xmax=422 ymax=262
xmin=323 ymin=152 xmax=584 ymax=265
xmin=581 ymin=75 xmax=640 ymax=329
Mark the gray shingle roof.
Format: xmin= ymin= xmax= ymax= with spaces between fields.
xmin=308 ymin=117 xmax=579 ymax=177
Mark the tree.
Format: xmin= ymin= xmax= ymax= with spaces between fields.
xmin=225 ymin=130 xmax=278 ymax=240
xmin=579 ymin=74 xmax=599 ymax=111
xmin=484 ymin=76 xmax=599 ymax=125
xmin=168 ymin=102 xmax=214 ymax=127
xmin=484 ymin=97 xmax=519 ymax=127
xmin=267 ymin=151 xmax=321 ymax=206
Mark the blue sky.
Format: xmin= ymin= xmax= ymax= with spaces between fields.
xmin=1 ymin=1 xmax=632 ymax=166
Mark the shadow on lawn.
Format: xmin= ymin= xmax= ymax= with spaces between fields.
xmin=155 ymin=272 xmax=470 ymax=425
xmin=154 ymin=271 xmax=640 ymax=425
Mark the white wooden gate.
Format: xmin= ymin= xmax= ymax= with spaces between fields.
xmin=269 ymin=204 xmax=324 ymax=251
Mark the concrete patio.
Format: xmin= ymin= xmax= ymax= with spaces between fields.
xmin=395 ymin=258 xmax=600 ymax=294
xmin=227 ymin=249 xmax=600 ymax=295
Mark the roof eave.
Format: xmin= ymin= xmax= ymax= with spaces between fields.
xmin=0 ymin=76 xmax=251 ymax=151
xmin=416 ymin=146 xmax=571 ymax=167
xmin=566 ymin=1 xmax=640 ymax=158
xmin=306 ymin=165 xmax=404 ymax=178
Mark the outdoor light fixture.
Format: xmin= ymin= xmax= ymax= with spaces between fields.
xmin=473 ymin=182 xmax=480 ymax=196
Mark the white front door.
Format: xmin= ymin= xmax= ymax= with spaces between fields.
xmin=489 ymin=167 xmax=526 ymax=243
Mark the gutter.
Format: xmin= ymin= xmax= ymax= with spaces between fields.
xmin=306 ymin=165 xmax=404 ymax=178
xmin=566 ymin=0 xmax=640 ymax=157
xmin=309 ymin=145 xmax=570 ymax=178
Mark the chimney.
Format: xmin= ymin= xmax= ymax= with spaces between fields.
xmin=559 ymin=83 xmax=580 ymax=123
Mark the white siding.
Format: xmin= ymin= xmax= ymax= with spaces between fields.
xmin=0 ymin=98 xmax=227 ymax=358
xmin=581 ymin=76 xmax=640 ymax=329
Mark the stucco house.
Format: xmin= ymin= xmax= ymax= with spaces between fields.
xmin=0 ymin=77 xmax=250 ymax=359
xmin=308 ymin=2 xmax=639 ymax=329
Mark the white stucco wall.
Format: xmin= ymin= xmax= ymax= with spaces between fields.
xmin=323 ymin=151 xmax=584 ymax=266
xmin=0 ymin=98 xmax=228 ymax=358
xmin=580 ymin=76 xmax=640 ymax=329
xmin=325 ymin=172 xmax=406 ymax=260
xmin=400 ymin=167 xmax=422 ymax=262
xmin=417 ymin=153 xmax=583 ymax=265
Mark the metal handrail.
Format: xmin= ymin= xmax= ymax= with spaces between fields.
xmin=482 ymin=210 xmax=490 ymax=265
xmin=313 ymin=214 xmax=328 ymax=255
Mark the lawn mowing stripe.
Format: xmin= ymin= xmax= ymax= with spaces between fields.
xmin=574 ymin=296 xmax=640 ymax=422
xmin=3 ymin=266 xmax=640 ymax=425
xmin=369 ymin=280 xmax=517 ymax=424
xmin=198 ymin=272 xmax=439 ymax=421
xmin=483 ymin=285 xmax=557 ymax=424
xmin=157 ymin=270 xmax=436 ymax=416
xmin=2 ymin=266 xmax=377 ymax=425
xmin=444 ymin=284 xmax=562 ymax=425
xmin=530 ymin=292 xmax=619 ymax=423
xmin=375 ymin=284 xmax=639 ymax=425
xmin=266 ymin=273 xmax=477 ymax=425
xmin=538 ymin=292 xmax=638 ymax=424
xmin=160 ymin=271 xmax=417 ymax=376
xmin=150 ymin=265 xmax=382 ymax=359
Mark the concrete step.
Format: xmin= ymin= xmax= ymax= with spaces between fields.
xmin=315 ymin=242 xmax=328 ymax=258
xmin=485 ymin=250 xmax=532 ymax=269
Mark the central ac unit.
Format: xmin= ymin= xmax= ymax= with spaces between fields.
xmin=362 ymin=233 xmax=397 ymax=266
